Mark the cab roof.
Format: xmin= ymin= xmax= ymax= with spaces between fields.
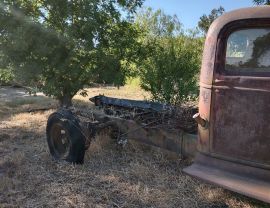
xmin=208 ymin=6 xmax=270 ymax=37
xmin=200 ymin=6 xmax=270 ymax=84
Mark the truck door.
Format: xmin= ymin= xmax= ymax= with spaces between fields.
xmin=211 ymin=26 xmax=270 ymax=166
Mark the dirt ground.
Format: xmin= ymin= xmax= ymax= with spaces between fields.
xmin=0 ymin=86 xmax=268 ymax=208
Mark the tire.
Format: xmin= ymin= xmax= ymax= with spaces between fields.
xmin=46 ymin=109 xmax=86 ymax=164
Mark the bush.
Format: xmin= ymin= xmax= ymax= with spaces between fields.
xmin=139 ymin=36 xmax=204 ymax=104
xmin=0 ymin=68 xmax=14 ymax=85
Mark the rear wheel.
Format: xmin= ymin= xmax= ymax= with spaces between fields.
xmin=46 ymin=109 xmax=86 ymax=164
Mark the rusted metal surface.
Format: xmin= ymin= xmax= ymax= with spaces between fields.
xmin=197 ymin=6 xmax=270 ymax=154
xmin=90 ymin=95 xmax=172 ymax=112
xmin=211 ymin=86 xmax=270 ymax=166
xmin=49 ymin=123 xmax=71 ymax=159
xmin=108 ymin=116 xmax=197 ymax=158
xmin=90 ymin=95 xmax=197 ymax=134
xmin=184 ymin=154 xmax=270 ymax=203
xmin=184 ymin=6 xmax=270 ymax=204
xmin=211 ymin=19 xmax=270 ymax=167
xmin=193 ymin=113 xmax=208 ymax=129
xmin=74 ymin=109 xmax=198 ymax=159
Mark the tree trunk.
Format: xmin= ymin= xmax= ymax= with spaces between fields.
xmin=59 ymin=94 xmax=73 ymax=107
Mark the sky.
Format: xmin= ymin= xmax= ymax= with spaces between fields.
xmin=143 ymin=0 xmax=254 ymax=30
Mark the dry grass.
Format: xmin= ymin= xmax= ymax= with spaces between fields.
xmin=0 ymin=86 xmax=268 ymax=208
xmin=0 ymin=86 xmax=57 ymax=117
xmin=74 ymin=84 xmax=150 ymax=103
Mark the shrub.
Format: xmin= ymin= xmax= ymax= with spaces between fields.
xmin=0 ymin=68 xmax=14 ymax=85
xmin=139 ymin=36 xmax=203 ymax=104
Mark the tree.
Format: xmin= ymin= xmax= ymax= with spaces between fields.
xmin=0 ymin=68 xmax=14 ymax=85
xmin=0 ymin=51 xmax=13 ymax=85
xmin=253 ymin=0 xmax=270 ymax=4
xmin=136 ymin=7 xmax=182 ymax=38
xmin=135 ymin=8 xmax=203 ymax=104
xmin=0 ymin=0 xmax=143 ymax=106
xmin=198 ymin=6 xmax=225 ymax=35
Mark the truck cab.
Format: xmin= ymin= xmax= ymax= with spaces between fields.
xmin=184 ymin=6 xmax=270 ymax=203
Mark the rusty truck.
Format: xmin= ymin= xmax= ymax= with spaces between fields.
xmin=46 ymin=6 xmax=270 ymax=204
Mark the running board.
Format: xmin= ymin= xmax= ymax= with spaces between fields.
xmin=183 ymin=153 xmax=270 ymax=203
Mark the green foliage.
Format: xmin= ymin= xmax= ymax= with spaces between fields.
xmin=0 ymin=68 xmax=14 ymax=85
xmin=125 ymin=77 xmax=141 ymax=88
xmin=253 ymin=0 xmax=270 ymax=5
xmin=0 ymin=0 xmax=143 ymax=106
xmin=0 ymin=52 xmax=14 ymax=85
xmin=198 ymin=6 xmax=225 ymax=35
xmin=139 ymin=36 xmax=203 ymax=104
xmin=136 ymin=8 xmax=203 ymax=104
xmin=0 ymin=2 xmax=205 ymax=106
xmin=136 ymin=7 xmax=182 ymax=37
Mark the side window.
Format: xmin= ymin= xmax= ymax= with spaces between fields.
xmin=226 ymin=28 xmax=270 ymax=73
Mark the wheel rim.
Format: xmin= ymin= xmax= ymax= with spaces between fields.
xmin=50 ymin=123 xmax=71 ymax=159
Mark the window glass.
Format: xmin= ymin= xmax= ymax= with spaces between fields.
xmin=226 ymin=28 xmax=270 ymax=73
